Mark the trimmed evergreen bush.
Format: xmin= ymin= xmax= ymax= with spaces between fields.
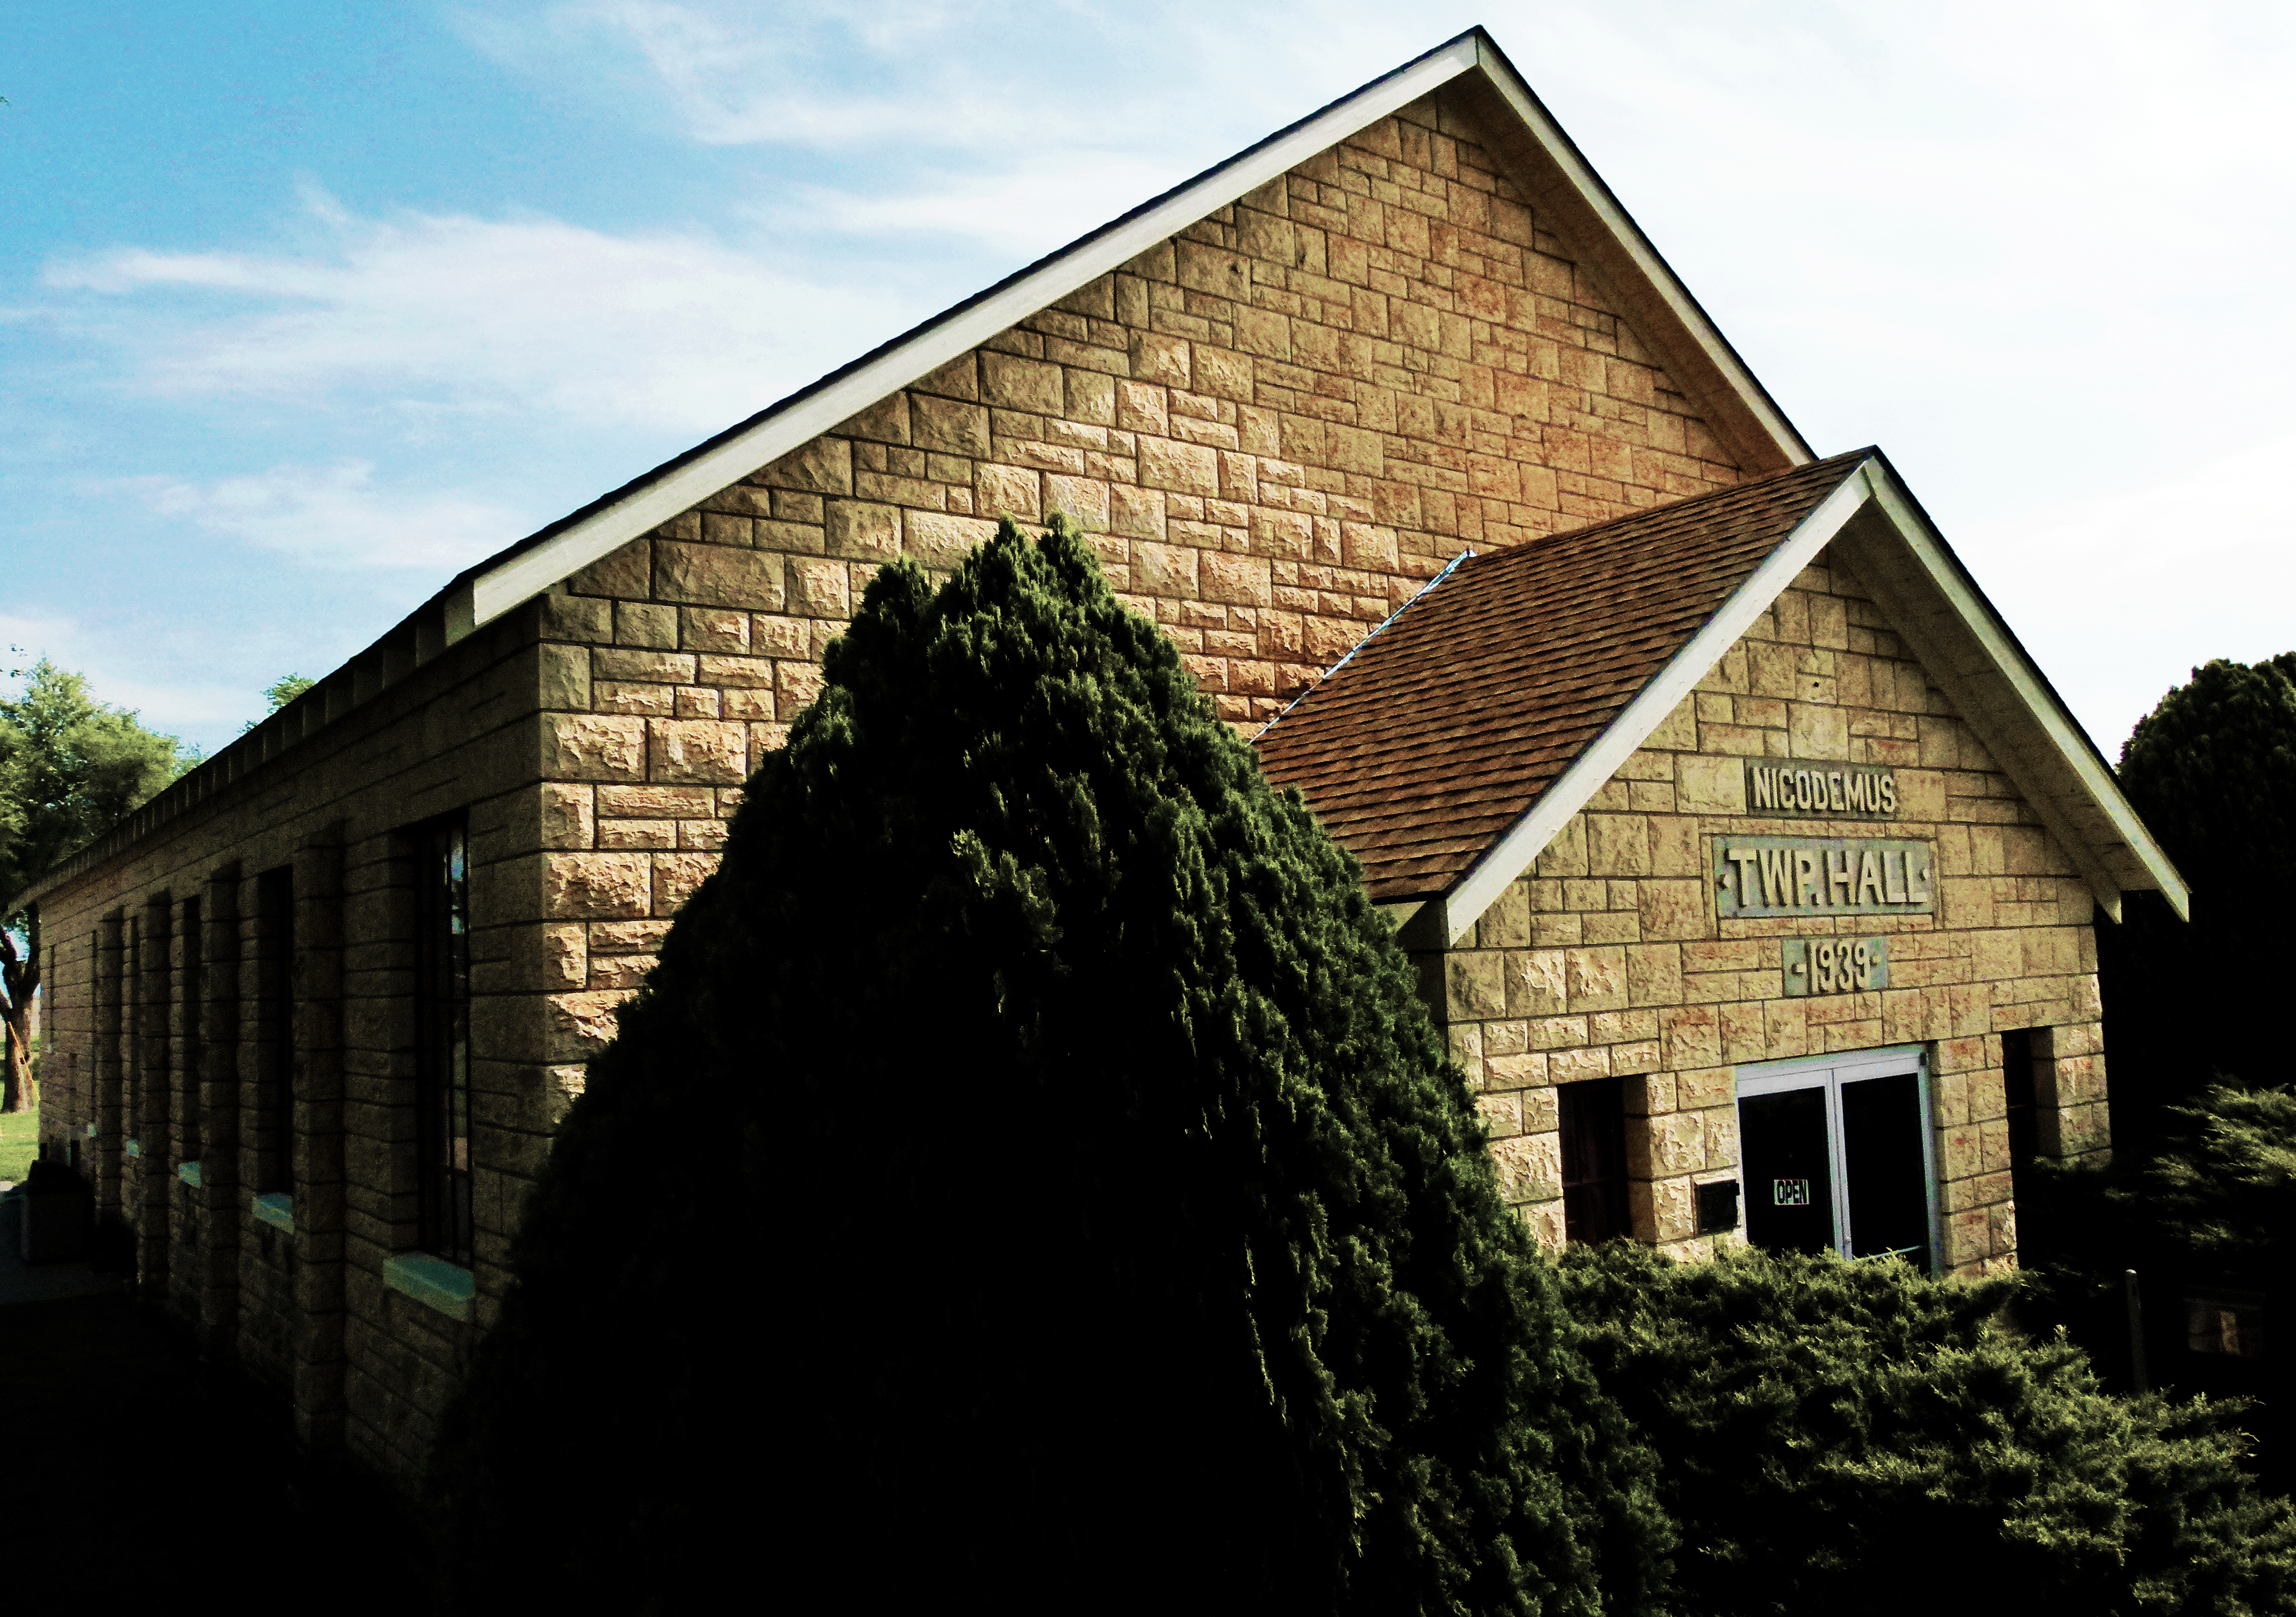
xmin=1556 ymin=1242 xmax=2296 ymax=1616
xmin=436 ymin=518 xmax=1668 ymax=1614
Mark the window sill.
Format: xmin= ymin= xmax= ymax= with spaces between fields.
xmin=251 ymin=1192 xmax=293 ymax=1233
xmin=177 ymin=1161 xmax=202 ymax=1189
xmin=125 ymin=1139 xmax=141 ymax=1159
xmin=384 ymin=1253 xmax=473 ymax=1322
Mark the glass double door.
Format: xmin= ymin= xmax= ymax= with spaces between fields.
xmin=1737 ymin=1048 xmax=1936 ymax=1268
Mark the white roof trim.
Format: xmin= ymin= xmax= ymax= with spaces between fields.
xmin=461 ymin=26 xmax=1816 ymax=636
xmin=1432 ymin=454 xmax=2189 ymax=945
xmin=1436 ymin=461 xmax=1881 ymax=944
xmin=1849 ymin=467 xmax=2188 ymax=922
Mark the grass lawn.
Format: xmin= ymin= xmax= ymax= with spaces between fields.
xmin=0 ymin=1108 xmax=38 ymax=1181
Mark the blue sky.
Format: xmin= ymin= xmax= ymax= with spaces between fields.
xmin=6 ymin=1 xmax=2293 ymax=757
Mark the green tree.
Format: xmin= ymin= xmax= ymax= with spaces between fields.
xmin=2101 ymin=654 xmax=2296 ymax=1140
xmin=435 ymin=519 xmax=1669 ymax=1614
xmin=243 ymin=674 xmax=315 ymax=732
xmin=1558 ymin=1242 xmax=2296 ymax=1615
xmin=0 ymin=657 xmax=191 ymax=1109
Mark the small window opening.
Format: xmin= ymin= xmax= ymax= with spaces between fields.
xmin=1558 ymin=1076 xmax=1631 ymax=1244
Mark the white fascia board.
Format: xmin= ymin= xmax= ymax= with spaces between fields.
xmin=465 ymin=38 xmax=1484 ymax=633
xmin=1468 ymin=38 xmax=1812 ymax=470
xmin=1440 ymin=460 xmax=1881 ymax=944
xmin=1862 ymin=470 xmax=2190 ymax=922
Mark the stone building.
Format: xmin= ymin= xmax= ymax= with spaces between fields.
xmin=9 ymin=28 xmax=2184 ymax=1489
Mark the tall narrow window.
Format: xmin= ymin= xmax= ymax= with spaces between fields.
xmin=415 ymin=819 xmax=472 ymax=1268
xmin=1558 ymin=1076 xmax=1631 ymax=1243
xmin=258 ymin=867 xmax=297 ymax=1194
xmin=2001 ymin=1028 xmax=2037 ymax=1186
xmin=182 ymin=895 xmax=203 ymax=1167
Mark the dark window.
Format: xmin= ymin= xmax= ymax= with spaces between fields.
xmin=2002 ymin=1027 xmax=2038 ymax=1187
xmin=415 ymin=819 xmax=473 ymax=1268
xmin=1558 ymin=1076 xmax=1631 ymax=1243
xmin=182 ymin=896 xmax=202 ymax=1167
xmin=258 ymin=867 xmax=296 ymax=1194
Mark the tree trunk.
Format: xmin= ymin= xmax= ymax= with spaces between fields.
xmin=2 ymin=1008 xmax=33 ymax=1113
xmin=0 ymin=918 xmax=39 ymax=1114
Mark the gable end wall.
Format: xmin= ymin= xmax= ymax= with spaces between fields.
xmin=1424 ymin=546 xmax=2107 ymax=1273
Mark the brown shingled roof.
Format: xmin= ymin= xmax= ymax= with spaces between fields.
xmin=1254 ymin=450 xmax=1875 ymax=903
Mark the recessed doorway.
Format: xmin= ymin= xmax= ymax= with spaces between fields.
xmin=1735 ymin=1046 xmax=1939 ymax=1270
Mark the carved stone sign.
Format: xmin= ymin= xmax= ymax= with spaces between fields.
xmin=1713 ymin=835 xmax=1936 ymax=918
xmin=1745 ymin=762 xmax=1896 ymax=818
xmin=1781 ymin=936 xmax=1891 ymax=996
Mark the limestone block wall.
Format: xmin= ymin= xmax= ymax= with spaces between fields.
xmin=509 ymin=81 xmax=1757 ymax=1082
xmin=25 ymin=606 xmax=564 ymax=1479
xmin=1427 ymin=546 xmax=2107 ymax=1276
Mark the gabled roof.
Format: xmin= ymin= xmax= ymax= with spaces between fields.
xmin=9 ymin=24 xmax=1818 ymax=917
xmin=1256 ymin=452 xmax=1869 ymax=902
xmin=1255 ymin=450 xmax=2190 ymax=943
xmin=439 ymin=24 xmax=1811 ymax=639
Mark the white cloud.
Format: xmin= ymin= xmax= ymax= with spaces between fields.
xmin=0 ymin=614 xmax=249 ymax=738
xmin=134 ymin=461 xmax=532 ymax=572
xmin=45 ymin=193 xmax=919 ymax=435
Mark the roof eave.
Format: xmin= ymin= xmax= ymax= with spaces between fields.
xmin=1427 ymin=453 xmax=2189 ymax=945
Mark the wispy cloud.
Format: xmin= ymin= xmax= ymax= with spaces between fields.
xmin=132 ymin=461 xmax=532 ymax=572
xmin=45 ymin=190 xmax=920 ymax=435
xmin=0 ymin=613 xmax=251 ymax=738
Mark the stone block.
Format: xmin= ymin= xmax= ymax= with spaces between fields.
xmin=912 ymin=395 xmax=990 ymax=457
xmin=1044 ymin=475 xmax=1109 ymax=532
xmin=785 ymin=557 xmax=852 ymax=619
xmin=759 ymin=439 xmax=852 ymax=496
xmin=981 ymin=351 xmax=1065 ymax=414
xmin=1565 ymin=946 xmax=1627 ymax=1012
xmin=977 ymin=463 xmax=1042 ymax=523
xmin=826 ymin=500 xmax=901 ymax=562
xmin=544 ymin=854 xmax=651 ymax=919
xmin=655 ymin=543 xmax=787 ymax=612
xmin=654 ymin=852 xmax=717 ymax=916
xmin=534 ymin=784 xmax=594 ymax=851
xmin=1132 ymin=332 xmax=1192 ymax=388
xmin=907 ymin=510 xmax=999 ymax=569
xmin=1505 ymin=950 xmax=1567 ymax=1017
xmin=546 ymin=990 xmax=633 ymax=1063
xmin=648 ymin=721 xmax=747 ymax=784
xmin=1446 ymin=951 xmax=1505 ymax=1021
xmin=1201 ymin=551 xmax=1272 ymax=606
xmin=615 ymin=602 xmax=679 ymax=648
xmin=564 ymin=538 xmax=651 ymax=598
xmin=1638 ymin=881 xmax=1710 ymax=942
xmin=679 ymin=607 xmax=750 ymax=653
xmin=1489 ymin=1132 xmax=1561 ymax=1204
xmin=1139 ymin=437 xmax=1219 ymax=498
xmin=597 ymin=785 xmax=715 ymax=819
xmin=543 ymin=716 xmax=646 ymax=782
xmin=837 ymin=393 xmax=909 ymax=445
xmin=1132 ymin=542 xmax=1198 ymax=596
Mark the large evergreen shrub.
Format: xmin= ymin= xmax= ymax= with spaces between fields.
xmin=1557 ymin=1243 xmax=2296 ymax=1616
xmin=437 ymin=519 xmax=1667 ymax=1614
xmin=2103 ymin=654 xmax=2296 ymax=1138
